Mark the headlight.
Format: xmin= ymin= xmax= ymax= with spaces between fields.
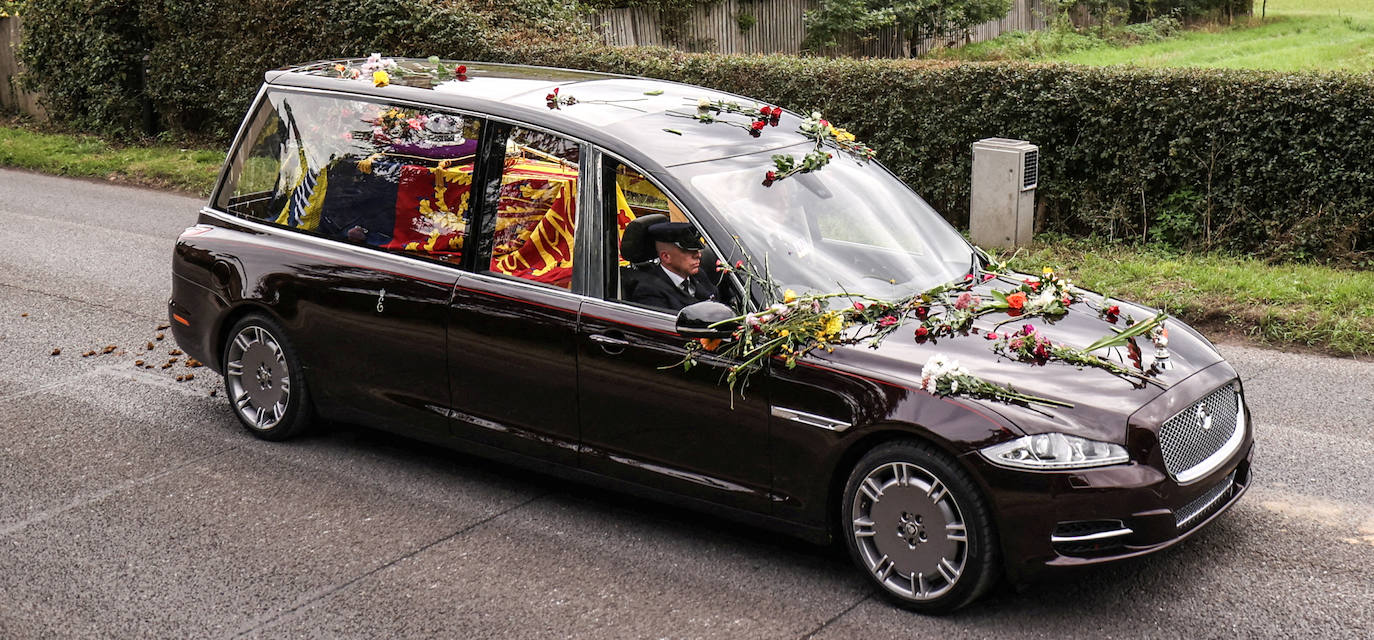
xmin=979 ymin=433 xmax=1129 ymax=470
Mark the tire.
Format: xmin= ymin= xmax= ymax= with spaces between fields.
xmin=841 ymin=440 xmax=999 ymax=614
xmin=221 ymin=313 xmax=312 ymax=441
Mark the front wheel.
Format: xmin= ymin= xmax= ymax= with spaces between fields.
xmin=841 ymin=440 xmax=999 ymax=613
xmin=222 ymin=314 xmax=311 ymax=441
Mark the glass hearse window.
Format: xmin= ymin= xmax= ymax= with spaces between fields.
xmin=483 ymin=127 xmax=580 ymax=289
xmin=215 ymin=91 xmax=481 ymax=263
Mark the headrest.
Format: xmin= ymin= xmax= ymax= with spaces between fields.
xmin=620 ymin=213 xmax=668 ymax=264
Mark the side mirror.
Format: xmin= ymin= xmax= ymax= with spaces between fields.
xmin=675 ymin=301 xmax=738 ymax=339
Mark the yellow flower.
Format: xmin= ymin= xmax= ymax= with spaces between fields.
xmin=1042 ymin=266 xmax=1054 ymax=276
xmin=373 ymin=70 xmax=391 ymax=87
xmin=824 ymin=315 xmax=845 ymax=335
xmin=783 ymin=289 xmax=797 ymax=303
xmin=831 ymin=127 xmax=856 ymax=143
xmin=779 ymin=329 xmax=790 ymax=337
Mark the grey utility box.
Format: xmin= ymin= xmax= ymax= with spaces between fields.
xmin=969 ymin=138 xmax=1038 ymax=249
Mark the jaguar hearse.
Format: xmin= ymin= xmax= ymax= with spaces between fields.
xmin=169 ymin=57 xmax=1252 ymax=612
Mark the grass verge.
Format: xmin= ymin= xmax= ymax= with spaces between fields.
xmin=943 ymin=1 xmax=1374 ymax=73
xmin=1 ymin=123 xmax=1368 ymax=358
xmin=0 ymin=123 xmax=224 ymax=195
xmin=1006 ymin=239 xmax=1374 ymax=357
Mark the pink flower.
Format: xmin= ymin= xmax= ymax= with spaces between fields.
xmin=1009 ymin=338 xmax=1023 ymax=350
xmin=1022 ymin=324 xmax=1036 ymax=335
xmin=878 ymin=316 xmax=898 ymax=327
xmin=985 ymin=332 xmax=998 ymax=340
xmin=735 ymin=260 xmax=745 ymax=268
xmin=853 ymin=302 xmax=865 ymax=311
xmin=964 ymin=274 xmax=975 ymax=281
xmin=982 ymin=273 xmax=996 ymax=282
xmin=819 ymin=119 xmax=830 ymax=128
xmin=1062 ymin=296 xmax=1071 ymax=305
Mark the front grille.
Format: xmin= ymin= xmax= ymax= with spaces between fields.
xmin=1175 ymin=471 xmax=1236 ymax=530
xmin=1158 ymin=383 xmax=1240 ymax=480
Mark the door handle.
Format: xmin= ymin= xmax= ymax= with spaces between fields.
xmin=589 ymin=333 xmax=630 ymax=347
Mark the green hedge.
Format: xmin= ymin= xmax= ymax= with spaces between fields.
xmin=493 ymin=46 xmax=1373 ymax=262
xmin=16 ymin=1 xmax=1374 ymax=261
xmin=18 ymin=0 xmax=589 ymax=139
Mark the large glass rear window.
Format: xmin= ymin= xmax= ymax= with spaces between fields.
xmin=216 ymin=91 xmax=481 ymax=262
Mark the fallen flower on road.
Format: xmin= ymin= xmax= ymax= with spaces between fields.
xmin=50 ymin=348 xmax=60 ymax=356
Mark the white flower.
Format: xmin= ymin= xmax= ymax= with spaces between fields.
xmin=698 ymin=98 xmax=711 ymax=109
xmin=950 ymin=380 xmax=959 ymax=393
xmin=1031 ymin=289 xmax=1057 ymax=309
xmin=811 ymin=111 xmax=822 ymax=120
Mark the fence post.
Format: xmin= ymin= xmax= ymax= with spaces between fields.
xmin=1 ymin=15 xmax=47 ymax=120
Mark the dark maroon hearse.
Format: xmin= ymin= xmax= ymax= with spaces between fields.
xmin=169 ymin=58 xmax=1252 ymax=612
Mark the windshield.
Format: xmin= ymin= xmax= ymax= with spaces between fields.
xmin=679 ymin=146 xmax=974 ymax=300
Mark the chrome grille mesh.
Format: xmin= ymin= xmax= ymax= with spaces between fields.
xmin=1176 ymin=471 xmax=1235 ymax=530
xmin=1158 ymin=384 xmax=1239 ymax=479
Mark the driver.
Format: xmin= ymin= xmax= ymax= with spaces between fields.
xmin=629 ymin=222 xmax=720 ymax=311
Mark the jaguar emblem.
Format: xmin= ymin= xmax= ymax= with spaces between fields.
xmin=1196 ymin=404 xmax=1213 ymax=431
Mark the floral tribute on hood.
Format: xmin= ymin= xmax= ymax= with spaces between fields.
xmin=667 ymin=99 xmax=875 ymax=184
xmin=678 ymin=256 xmax=1167 ymax=406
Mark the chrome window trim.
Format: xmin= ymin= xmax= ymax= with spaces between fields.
xmin=580 ymin=296 xmax=677 ymax=323
xmin=770 ymin=406 xmax=852 ymax=433
xmin=1173 ymin=391 xmax=1247 ymax=484
xmin=1049 ymin=527 xmax=1134 ymax=544
xmin=198 ymin=207 xmax=463 ymax=280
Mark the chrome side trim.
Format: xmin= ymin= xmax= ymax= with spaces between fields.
xmin=1050 ymin=527 xmax=1134 ymax=544
xmin=1174 ymin=394 xmax=1247 ymax=484
xmin=770 ymin=406 xmax=852 ymax=433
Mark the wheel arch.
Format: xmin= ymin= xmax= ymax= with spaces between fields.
xmin=212 ymin=301 xmax=284 ymax=374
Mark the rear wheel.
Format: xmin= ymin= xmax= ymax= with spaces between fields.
xmin=841 ymin=440 xmax=998 ymax=613
xmin=222 ymin=314 xmax=311 ymax=441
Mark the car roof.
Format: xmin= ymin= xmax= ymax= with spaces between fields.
xmin=266 ymin=58 xmax=813 ymax=168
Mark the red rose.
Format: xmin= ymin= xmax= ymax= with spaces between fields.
xmin=765 ymin=170 xmax=777 ymax=181
xmin=760 ymin=106 xmax=771 ymax=116
xmin=1107 ymin=305 xmax=1120 ymax=315
xmin=985 ymin=332 xmax=998 ymax=340
xmin=915 ymin=326 xmax=929 ymax=338
xmin=915 ymin=306 xmax=928 ymax=319
xmin=455 ymin=65 xmax=467 ymax=76
xmin=751 ymin=120 xmax=765 ymax=131
xmin=771 ymin=106 xmax=782 ymax=118
xmin=964 ymin=273 xmax=975 ymax=281
xmin=1062 ymin=296 xmax=1071 ymax=305
xmin=819 ymin=119 xmax=829 ymax=127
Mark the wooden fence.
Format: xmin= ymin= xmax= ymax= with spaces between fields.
xmin=587 ymin=0 xmax=1050 ymax=57
xmin=1 ymin=15 xmax=45 ymax=119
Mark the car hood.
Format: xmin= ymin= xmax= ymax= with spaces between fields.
xmin=807 ymin=285 xmax=1226 ymax=444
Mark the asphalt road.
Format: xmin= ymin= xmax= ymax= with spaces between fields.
xmin=1 ymin=168 xmax=1371 ymax=639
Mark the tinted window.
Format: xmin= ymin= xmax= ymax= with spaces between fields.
xmin=216 ymin=91 xmax=481 ymax=263
xmin=484 ymin=127 xmax=580 ymax=289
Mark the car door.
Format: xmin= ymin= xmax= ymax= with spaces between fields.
xmin=445 ymin=123 xmax=585 ymax=466
xmin=575 ymin=157 xmax=774 ymax=513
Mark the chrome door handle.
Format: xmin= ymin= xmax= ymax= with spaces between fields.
xmin=589 ymin=334 xmax=630 ymax=347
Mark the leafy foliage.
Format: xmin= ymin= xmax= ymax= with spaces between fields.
xmin=18 ymin=0 xmax=592 ymax=140
xmin=805 ymin=0 xmax=1013 ymax=53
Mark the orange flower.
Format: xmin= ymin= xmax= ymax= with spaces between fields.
xmin=1006 ymin=292 xmax=1027 ymax=311
xmin=699 ymin=338 xmax=722 ymax=352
